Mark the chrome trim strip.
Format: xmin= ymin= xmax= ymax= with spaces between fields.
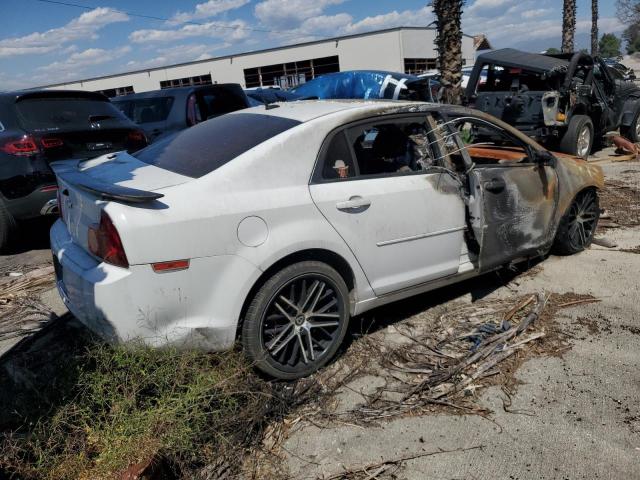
xmin=376 ymin=226 xmax=466 ymax=247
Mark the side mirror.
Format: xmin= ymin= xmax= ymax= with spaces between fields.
xmin=535 ymin=150 xmax=557 ymax=167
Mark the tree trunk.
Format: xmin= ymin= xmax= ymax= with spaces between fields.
xmin=432 ymin=0 xmax=465 ymax=105
xmin=592 ymin=0 xmax=599 ymax=55
xmin=562 ymin=0 xmax=577 ymax=53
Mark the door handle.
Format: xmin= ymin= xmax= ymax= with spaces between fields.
xmin=336 ymin=196 xmax=371 ymax=212
xmin=483 ymin=178 xmax=506 ymax=193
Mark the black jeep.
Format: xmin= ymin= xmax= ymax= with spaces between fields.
xmin=465 ymin=48 xmax=640 ymax=158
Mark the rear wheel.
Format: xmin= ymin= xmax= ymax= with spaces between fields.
xmin=560 ymin=115 xmax=594 ymax=159
xmin=553 ymin=189 xmax=600 ymax=255
xmin=0 ymin=199 xmax=16 ymax=252
xmin=242 ymin=261 xmax=350 ymax=379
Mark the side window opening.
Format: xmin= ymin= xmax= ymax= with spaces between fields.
xmin=449 ymin=116 xmax=531 ymax=165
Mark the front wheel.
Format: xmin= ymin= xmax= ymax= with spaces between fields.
xmin=620 ymin=110 xmax=640 ymax=143
xmin=242 ymin=261 xmax=350 ymax=379
xmin=559 ymin=115 xmax=594 ymax=159
xmin=553 ymin=189 xmax=600 ymax=255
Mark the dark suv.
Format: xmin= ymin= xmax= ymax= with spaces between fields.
xmin=0 ymin=90 xmax=147 ymax=250
xmin=465 ymin=48 xmax=640 ymax=158
xmin=112 ymin=84 xmax=251 ymax=142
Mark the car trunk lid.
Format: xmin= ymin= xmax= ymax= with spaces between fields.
xmin=54 ymin=152 xmax=191 ymax=253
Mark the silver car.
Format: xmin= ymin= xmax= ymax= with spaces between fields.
xmin=51 ymin=101 xmax=603 ymax=379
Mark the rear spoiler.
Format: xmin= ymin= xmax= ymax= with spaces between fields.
xmin=56 ymin=170 xmax=164 ymax=204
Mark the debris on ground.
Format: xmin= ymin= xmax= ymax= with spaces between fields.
xmin=592 ymin=237 xmax=618 ymax=248
xmin=598 ymin=180 xmax=640 ymax=230
xmin=0 ymin=266 xmax=57 ymax=343
xmin=610 ymin=135 xmax=640 ymax=159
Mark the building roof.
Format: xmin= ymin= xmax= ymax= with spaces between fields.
xmin=39 ymin=26 xmax=475 ymax=89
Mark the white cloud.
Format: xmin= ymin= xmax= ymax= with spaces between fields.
xmin=130 ymin=19 xmax=250 ymax=43
xmin=254 ymin=0 xmax=345 ymax=29
xmin=126 ymin=43 xmax=230 ymax=69
xmin=521 ymin=8 xmax=552 ymax=19
xmin=344 ymin=6 xmax=434 ymax=34
xmin=169 ymin=0 xmax=250 ymax=25
xmin=0 ymin=7 xmax=128 ymax=58
xmin=38 ymin=46 xmax=131 ymax=73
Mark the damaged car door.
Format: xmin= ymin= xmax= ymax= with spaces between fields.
xmin=310 ymin=115 xmax=467 ymax=296
xmin=445 ymin=115 xmax=559 ymax=271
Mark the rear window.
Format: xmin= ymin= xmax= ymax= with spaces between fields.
xmin=15 ymin=97 xmax=129 ymax=132
xmin=114 ymin=97 xmax=175 ymax=124
xmin=133 ymin=112 xmax=301 ymax=178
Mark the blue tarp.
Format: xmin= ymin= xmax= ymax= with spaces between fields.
xmin=289 ymin=70 xmax=439 ymax=102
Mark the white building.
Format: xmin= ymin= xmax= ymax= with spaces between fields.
xmin=41 ymin=27 xmax=479 ymax=96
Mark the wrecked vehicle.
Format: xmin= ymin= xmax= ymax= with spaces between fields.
xmin=289 ymin=70 xmax=441 ymax=103
xmin=51 ymin=100 xmax=603 ymax=379
xmin=112 ymin=84 xmax=251 ymax=142
xmin=465 ymin=48 xmax=640 ymax=158
xmin=0 ymin=90 xmax=147 ymax=251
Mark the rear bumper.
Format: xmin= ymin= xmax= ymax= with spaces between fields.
xmin=3 ymin=184 xmax=58 ymax=220
xmin=50 ymin=220 xmax=261 ymax=351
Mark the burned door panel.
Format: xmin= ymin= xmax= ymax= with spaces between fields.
xmin=471 ymin=165 xmax=558 ymax=271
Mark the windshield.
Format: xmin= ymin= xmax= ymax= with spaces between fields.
xmin=114 ymin=97 xmax=175 ymax=124
xmin=133 ymin=112 xmax=301 ymax=178
xmin=15 ymin=97 xmax=129 ymax=132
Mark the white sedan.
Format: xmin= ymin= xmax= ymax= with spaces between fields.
xmin=51 ymin=100 xmax=603 ymax=379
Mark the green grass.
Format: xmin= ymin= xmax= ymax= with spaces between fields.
xmin=1 ymin=343 xmax=284 ymax=479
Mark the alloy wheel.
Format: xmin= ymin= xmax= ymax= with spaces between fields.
xmin=260 ymin=274 xmax=344 ymax=370
xmin=566 ymin=191 xmax=598 ymax=251
xmin=576 ymin=126 xmax=591 ymax=158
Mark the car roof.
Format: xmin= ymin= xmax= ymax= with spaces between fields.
xmin=234 ymin=99 xmax=435 ymax=123
xmin=476 ymin=48 xmax=569 ymax=73
xmin=112 ymin=84 xmax=241 ymax=101
xmin=0 ymin=89 xmax=109 ymax=104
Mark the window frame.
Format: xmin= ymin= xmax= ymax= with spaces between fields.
xmin=310 ymin=113 xmax=446 ymax=184
xmin=438 ymin=113 xmax=539 ymax=169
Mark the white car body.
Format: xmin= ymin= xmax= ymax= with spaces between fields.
xmin=50 ymin=100 xmax=602 ymax=364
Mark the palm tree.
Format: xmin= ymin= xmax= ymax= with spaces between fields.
xmin=591 ymin=0 xmax=599 ymax=55
xmin=562 ymin=0 xmax=577 ymax=53
xmin=431 ymin=0 xmax=465 ymax=105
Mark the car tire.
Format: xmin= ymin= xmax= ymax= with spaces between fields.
xmin=559 ymin=115 xmax=594 ymax=159
xmin=620 ymin=110 xmax=640 ymax=143
xmin=242 ymin=261 xmax=351 ymax=380
xmin=552 ymin=189 xmax=600 ymax=255
xmin=0 ymin=199 xmax=16 ymax=252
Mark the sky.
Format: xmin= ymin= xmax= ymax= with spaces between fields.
xmin=0 ymin=0 xmax=626 ymax=90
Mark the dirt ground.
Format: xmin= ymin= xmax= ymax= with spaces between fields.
xmin=0 ymin=150 xmax=639 ymax=479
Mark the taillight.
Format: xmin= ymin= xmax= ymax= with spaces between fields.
xmin=41 ymin=137 xmax=64 ymax=149
xmin=126 ymin=130 xmax=147 ymax=150
xmin=88 ymin=211 xmax=129 ymax=268
xmin=2 ymin=135 xmax=39 ymax=156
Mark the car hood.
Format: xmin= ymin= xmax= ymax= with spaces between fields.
xmin=51 ymin=151 xmax=192 ymax=192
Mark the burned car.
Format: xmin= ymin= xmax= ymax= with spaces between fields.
xmin=51 ymin=101 xmax=602 ymax=379
xmin=465 ymin=48 xmax=640 ymax=158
